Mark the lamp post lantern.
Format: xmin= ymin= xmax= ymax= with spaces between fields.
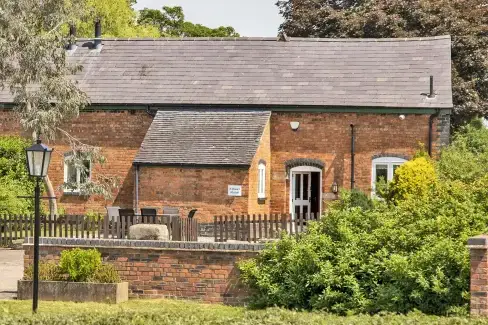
xmin=25 ymin=138 xmax=53 ymax=313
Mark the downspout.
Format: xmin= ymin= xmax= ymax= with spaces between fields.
xmin=350 ymin=124 xmax=355 ymax=190
xmin=134 ymin=164 xmax=140 ymax=213
xmin=427 ymin=76 xmax=439 ymax=157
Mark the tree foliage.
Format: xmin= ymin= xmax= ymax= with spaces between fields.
xmin=0 ymin=0 xmax=89 ymax=139
xmin=138 ymin=6 xmax=240 ymax=37
xmin=239 ymin=121 xmax=488 ymax=315
xmin=0 ymin=0 xmax=119 ymax=212
xmin=76 ymin=0 xmax=159 ymax=38
xmin=277 ymin=0 xmax=488 ymax=127
xmin=0 ymin=136 xmax=36 ymax=215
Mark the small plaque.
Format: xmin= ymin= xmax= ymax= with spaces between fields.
xmin=228 ymin=185 xmax=242 ymax=197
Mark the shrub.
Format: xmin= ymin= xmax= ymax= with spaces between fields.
xmin=23 ymin=262 xmax=65 ymax=281
xmin=59 ymin=248 xmax=102 ymax=282
xmin=337 ymin=189 xmax=374 ymax=211
xmin=387 ymin=157 xmax=437 ymax=201
xmin=240 ymin=124 xmax=488 ymax=316
xmin=240 ymin=189 xmax=480 ymax=315
xmin=437 ymin=120 xmax=488 ymax=183
xmin=90 ymin=264 xmax=121 ymax=284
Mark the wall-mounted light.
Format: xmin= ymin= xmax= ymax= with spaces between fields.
xmin=399 ymin=115 xmax=406 ymax=120
xmin=290 ymin=121 xmax=300 ymax=131
xmin=332 ymin=181 xmax=339 ymax=194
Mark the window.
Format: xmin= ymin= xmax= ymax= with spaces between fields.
xmin=64 ymin=154 xmax=91 ymax=193
xmin=372 ymin=156 xmax=407 ymax=191
xmin=258 ymin=162 xmax=266 ymax=199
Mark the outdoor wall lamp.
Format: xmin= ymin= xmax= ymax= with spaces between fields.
xmin=25 ymin=138 xmax=53 ymax=313
xmin=290 ymin=121 xmax=300 ymax=131
xmin=332 ymin=181 xmax=339 ymax=194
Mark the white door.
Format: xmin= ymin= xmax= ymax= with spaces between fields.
xmin=292 ymin=172 xmax=311 ymax=218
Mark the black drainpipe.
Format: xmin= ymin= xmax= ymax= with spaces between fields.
xmin=427 ymin=76 xmax=439 ymax=157
xmin=350 ymin=124 xmax=355 ymax=190
xmin=134 ymin=164 xmax=140 ymax=213
xmin=428 ymin=109 xmax=440 ymax=157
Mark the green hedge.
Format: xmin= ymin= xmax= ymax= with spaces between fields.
xmin=0 ymin=300 xmax=487 ymax=325
xmin=239 ymin=121 xmax=488 ymax=316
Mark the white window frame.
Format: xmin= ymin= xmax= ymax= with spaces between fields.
xmin=371 ymin=156 xmax=407 ymax=192
xmin=258 ymin=162 xmax=266 ymax=199
xmin=63 ymin=154 xmax=91 ymax=193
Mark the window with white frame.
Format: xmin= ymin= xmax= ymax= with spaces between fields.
xmin=372 ymin=156 xmax=407 ymax=191
xmin=258 ymin=162 xmax=266 ymax=199
xmin=64 ymin=154 xmax=91 ymax=193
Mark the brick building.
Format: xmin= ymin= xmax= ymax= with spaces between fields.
xmin=0 ymin=36 xmax=452 ymax=222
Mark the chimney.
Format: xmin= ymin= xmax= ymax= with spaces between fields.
xmin=94 ymin=18 xmax=102 ymax=49
xmin=68 ymin=24 xmax=77 ymax=51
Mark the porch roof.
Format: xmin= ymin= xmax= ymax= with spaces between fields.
xmin=134 ymin=110 xmax=270 ymax=166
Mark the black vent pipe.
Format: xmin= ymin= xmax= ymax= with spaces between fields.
xmin=94 ymin=19 xmax=102 ymax=49
xmin=428 ymin=76 xmax=435 ymax=98
xmin=350 ymin=124 xmax=355 ymax=190
xmin=67 ymin=24 xmax=76 ymax=51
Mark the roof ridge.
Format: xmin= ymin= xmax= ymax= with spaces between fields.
xmin=74 ymin=35 xmax=451 ymax=43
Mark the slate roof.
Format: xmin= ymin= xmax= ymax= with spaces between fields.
xmin=134 ymin=110 xmax=271 ymax=166
xmin=0 ymin=36 xmax=453 ymax=109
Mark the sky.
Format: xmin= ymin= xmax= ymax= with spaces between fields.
xmin=134 ymin=0 xmax=284 ymax=37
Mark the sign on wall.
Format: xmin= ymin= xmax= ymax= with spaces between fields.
xmin=228 ymin=185 xmax=242 ymax=197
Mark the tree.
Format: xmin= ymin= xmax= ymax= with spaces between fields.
xmin=0 ymin=136 xmax=36 ymax=215
xmin=0 ymin=0 xmax=118 ymax=215
xmin=277 ymin=0 xmax=488 ymax=127
xmin=138 ymin=6 xmax=239 ymax=37
xmin=77 ymin=0 xmax=159 ymax=38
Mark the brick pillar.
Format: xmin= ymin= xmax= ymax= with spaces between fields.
xmin=469 ymin=235 xmax=488 ymax=316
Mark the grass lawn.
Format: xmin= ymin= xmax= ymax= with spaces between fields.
xmin=0 ymin=299 xmax=484 ymax=325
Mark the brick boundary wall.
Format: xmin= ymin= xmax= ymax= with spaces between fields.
xmin=23 ymin=238 xmax=264 ymax=304
xmin=468 ymin=235 xmax=488 ymax=316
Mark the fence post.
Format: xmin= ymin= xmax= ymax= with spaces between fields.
xmin=252 ymin=214 xmax=257 ymax=243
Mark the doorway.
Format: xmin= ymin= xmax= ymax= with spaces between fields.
xmin=290 ymin=166 xmax=322 ymax=219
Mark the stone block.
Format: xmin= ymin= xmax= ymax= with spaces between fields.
xmin=17 ymin=281 xmax=129 ymax=304
xmin=129 ymin=224 xmax=169 ymax=241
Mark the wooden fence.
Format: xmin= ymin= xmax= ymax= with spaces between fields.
xmin=213 ymin=213 xmax=320 ymax=243
xmin=0 ymin=214 xmax=198 ymax=246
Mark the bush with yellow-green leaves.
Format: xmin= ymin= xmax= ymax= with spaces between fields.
xmin=239 ymin=120 xmax=488 ymax=316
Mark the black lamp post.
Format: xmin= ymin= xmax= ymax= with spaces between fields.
xmin=25 ymin=138 xmax=53 ymax=313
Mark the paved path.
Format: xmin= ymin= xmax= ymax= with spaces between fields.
xmin=0 ymin=249 xmax=23 ymax=300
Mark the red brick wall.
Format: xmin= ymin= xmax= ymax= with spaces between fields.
xmin=269 ymin=113 xmax=434 ymax=213
xmin=0 ymin=109 xmax=153 ymax=214
xmin=1 ymin=108 xmax=447 ymax=218
xmin=138 ymin=166 xmax=250 ymax=222
xmin=248 ymin=119 xmax=271 ymax=215
xmin=23 ymin=241 xmax=258 ymax=304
